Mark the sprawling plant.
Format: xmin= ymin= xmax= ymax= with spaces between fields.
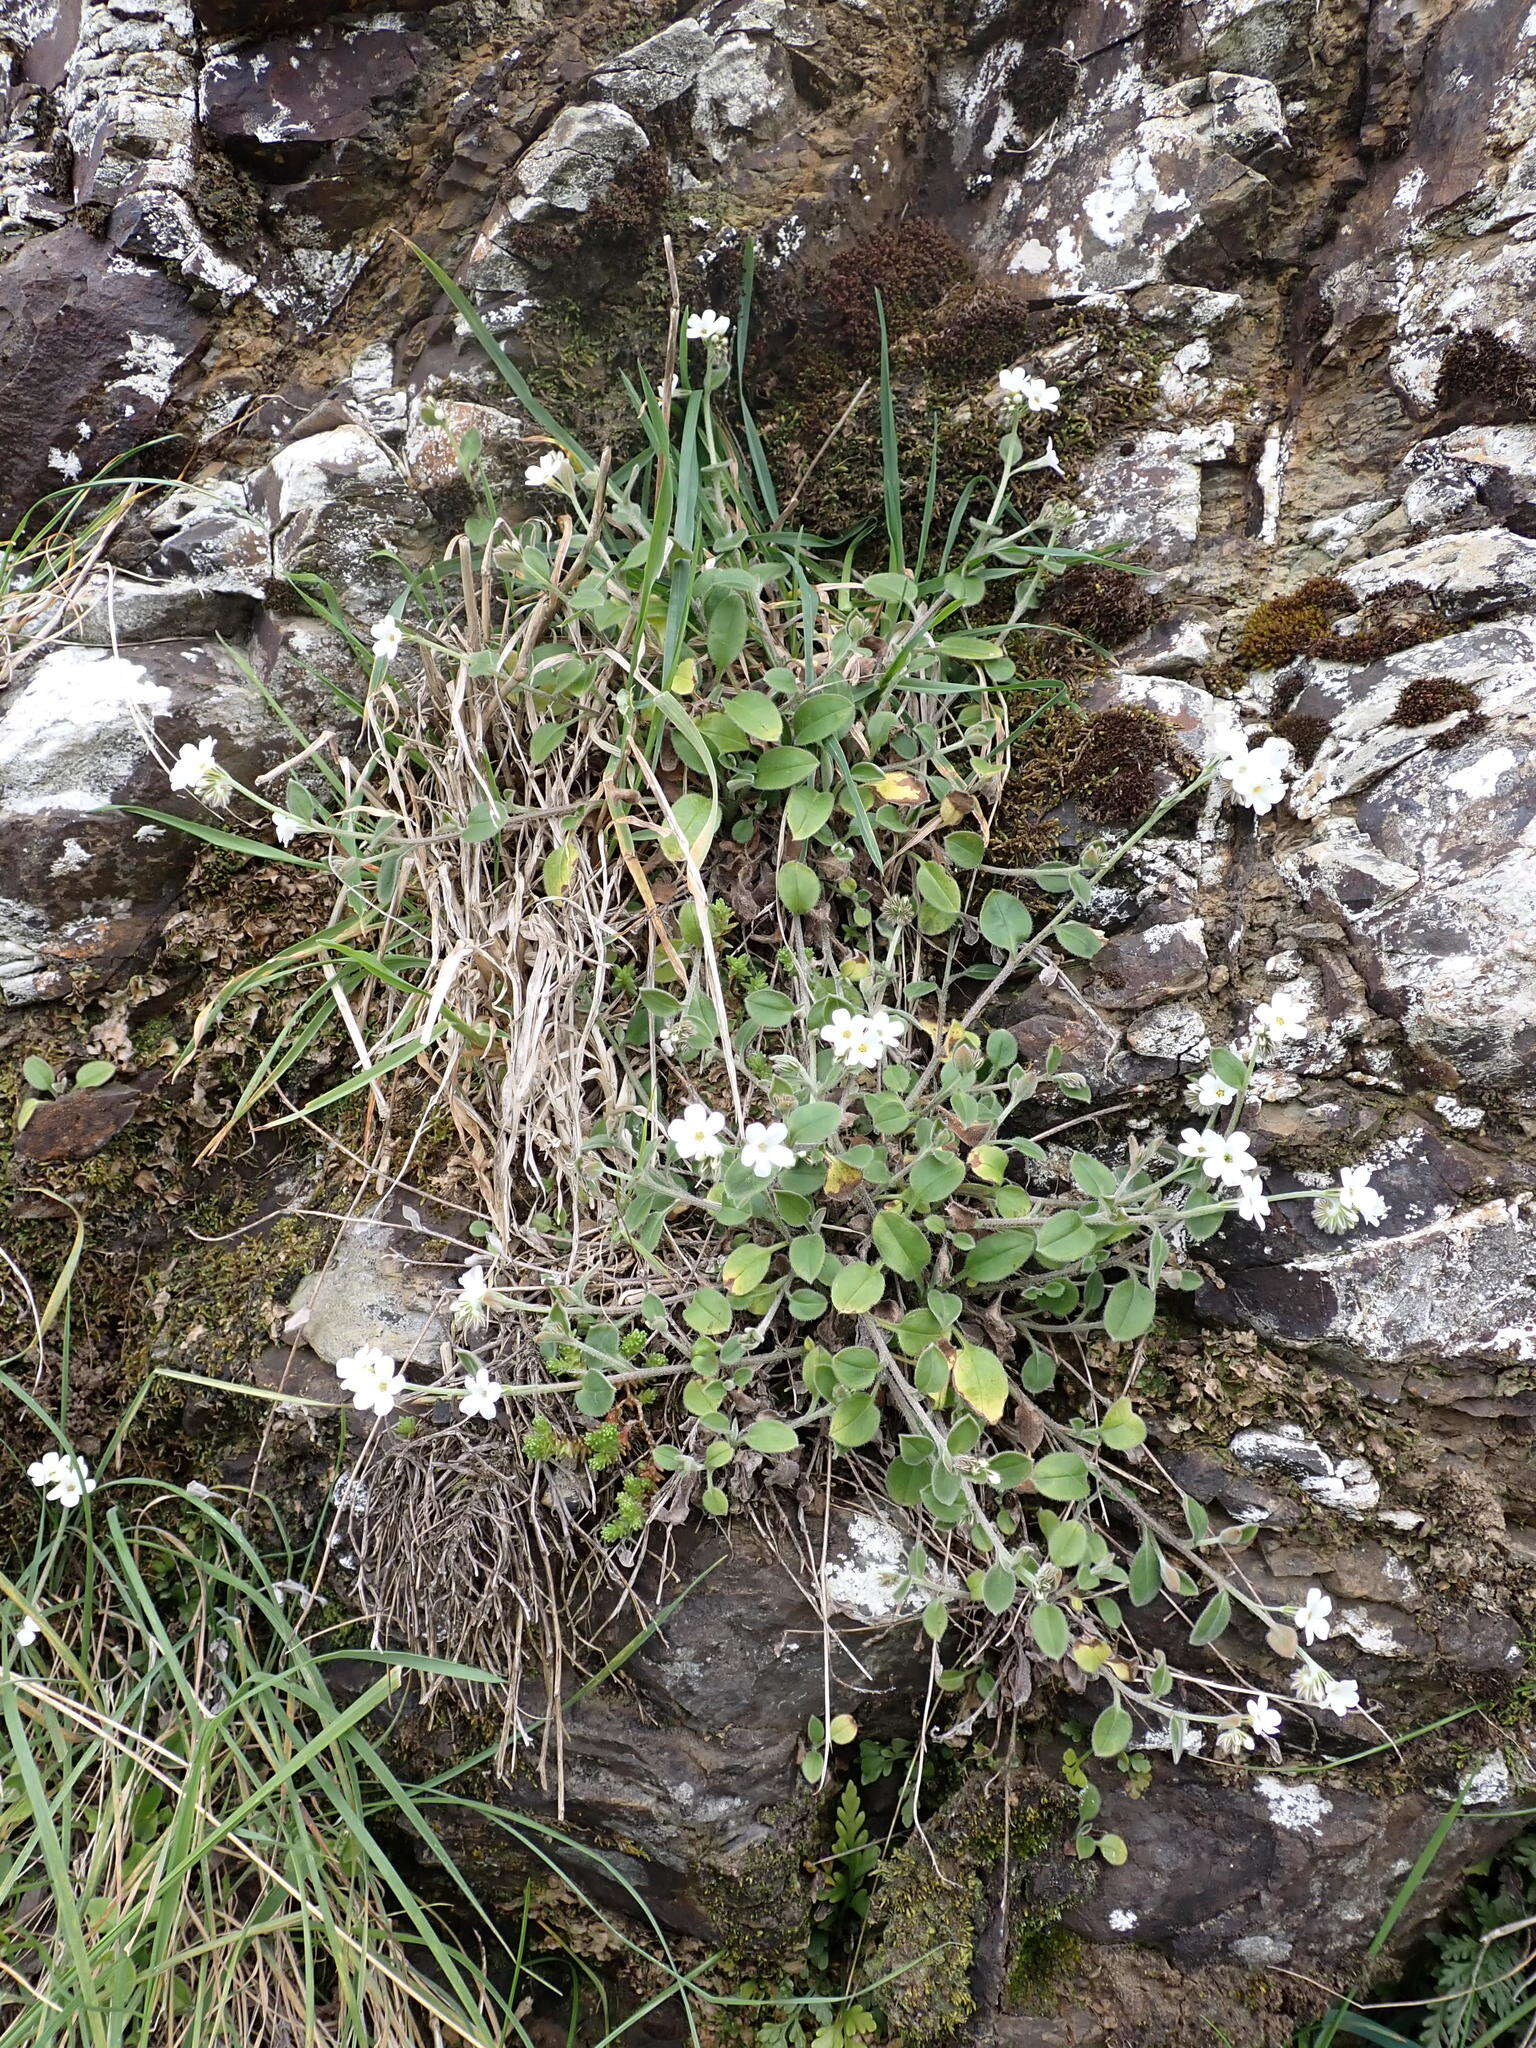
xmin=115 ymin=257 xmax=1385 ymax=1810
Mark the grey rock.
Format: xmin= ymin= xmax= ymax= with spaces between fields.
xmin=287 ymin=1214 xmax=455 ymax=1369
xmin=512 ymin=102 xmax=651 ymax=216
xmin=1339 ymin=529 xmax=1536 ymax=618
xmin=591 ymin=19 xmax=715 ymax=113
xmin=1070 ymin=426 xmax=1236 ymax=568
xmin=200 ymin=21 xmax=427 ymax=156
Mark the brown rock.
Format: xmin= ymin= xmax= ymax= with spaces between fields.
xmin=14 ymin=1085 xmax=138 ymax=1162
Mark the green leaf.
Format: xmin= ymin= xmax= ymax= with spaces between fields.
xmin=789 ymin=1235 xmax=827 ymax=1282
xmin=945 ymin=830 xmax=986 ymax=870
xmin=864 ymin=570 xmax=917 ymax=604
xmin=1048 ymin=1519 xmax=1089 ymax=1569
xmin=746 ymin=986 xmax=796 ymax=1027
xmin=1129 ymin=1534 xmax=1163 ymax=1608
xmin=659 ymin=790 xmax=720 ymax=864
xmin=952 ymin=1343 xmax=1007 ymax=1424
xmin=1030 ymin=1602 xmax=1070 ymax=1660
xmin=830 ymin=1261 xmax=885 ymax=1315
xmin=1032 ymin=1451 xmax=1091 ymax=1501
xmin=1091 ymin=1702 xmax=1133 ymax=1759
xmin=915 ymin=860 xmax=962 ymax=916
xmin=981 ymin=1563 xmax=1018 ymax=1614
xmin=922 ymin=1599 xmax=948 ymax=1642
xmin=1188 ymin=1590 xmax=1231 ymax=1646
xmin=72 ymin=1061 xmax=116 ymax=1089
xmin=792 ymin=690 xmax=855 ymax=746
xmin=707 ymin=589 xmax=749 ymax=668
xmin=1210 ymin=1045 xmax=1248 ymax=1090
xmin=1099 ymin=1395 xmax=1147 ymax=1451
xmin=21 ymin=1056 xmax=56 ymax=1091
xmin=721 ymin=689 xmax=782 ymax=744
xmin=830 ymin=1393 xmax=882 ymax=1447
xmin=721 ymin=1242 xmax=774 ymax=1295
xmin=908 ymin=1148 xmax=965 ymax=1205
xmin=1055 ymin=921 xmax=1103 ymax=959
xmin=684 ymin=1287 xmax=734 ymax=1336
xmin=787 ymin=1100 xmax=843 ymax=1147
xmin=979 ymin=890 xmax=1034 ymax=951
xmin=786 ymin=786 xmax=835 ymax=840
xmin=777 ymin=859 xmax=822 ymax=914
xmin=872 ymin=1212 xmax=931 ymax=1281
xmin=575 ymin=1369 xmax=615 ymax=1418
xmin=1104 ymin=1276 xmax=1156 ymax=1344
xmin=754 ymin=746 xmax=819 ymax=790
xmin=530 ymin=718 xmax=569 ymax=765
xmin=1034 ymin=1212 xmax=1095 ymax=1265
xmin=961 ymin=1230 xmax=1035 ymax=1285
xmin=937 ymin=632 xmax=1007 ymax=661
xmin=742 ymin=1417 xmax=799 ymax=1455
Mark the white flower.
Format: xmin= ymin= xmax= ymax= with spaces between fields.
xmin=1177 ymin=1126 xmax=1225 ymax=1172
xmin=1215 ymin=1723 xmax=1255 ymax=1759
xmin=334 ymin=1344 xmax=408 ymax=1418
xmin=1187 ymin=1069 xmax=1239 ymax=1110
xmin=686 ymin=309 xmax=731 ymax=343
xmin=27 ymin=1450 xmax=96 ymax=1509
xmin=867 ymin=1009 xmax=905 ymax=1052
xmin=1291 ymin=1660 xmax=1330 ymax=1705
xmin=659 ymin=1020 xmax=687 ymax=1057
xmin=1218 ymin=736 xmax=1293 ymax=816
xmin=1038 ymin=437 xmax=1064 ymax=475
xmin=524 ymin=447 xmax=570 ymax=490
xmin=1231 ymin=1174 xmax=1270 ymax=1227
xmin=1252 ymin=987 xmax=1312 ymax=1045
xmin=168 ymin=737 xmax=235 ymax=812
xmin=14 ymin=1615 xmax=39 ymax=1650
xmin=668 ymin=1101 xmax=727 ymax=1163
xmin=1294 ymin=1586 xmax=1333 ymax=1645
xmin=1314 ymin=1161 xmax=1386 ymax=1234
xmin=458 ymin=1367 xmax=504 ymax=1421
xmin=370 ymin=615 xmax=403 ymax=664
xmin=1246 ymin=1693 xmax=1283 ymax=1739
xmin=1206 ymin=1131 xmax=1258 ymax=1188
xmin=997 ymin=366 xmax=1060 ymax=412
xmin=740 ymin=1121 xmax=796 ymax=1178
xmin=452 ymin=1263 xmax=510 ymax=1333
xmin=822 ymin=1007 xmax=902 ymax=1071
xmin=186 ymin=1480 xmax=213 ymax=1499
xmin=271 ymin=809 xmax=308 ymax=847
xmin=1324 ymin=1677 xmax=1360 ymax=1718
xmin=820 ymin=1007 xmax=865 ymax=1061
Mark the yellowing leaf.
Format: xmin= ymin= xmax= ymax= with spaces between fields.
xmin=873 ymin=769 xmax=927 ymax=805
xmin=824 ymin=1158 xmax=864 ymax=1196
xmin=938 ymin=795 xmax=968 ymax=826
xmin=967 ymin=1143 xmax=1009 ymax=1185
xmin=952 ymin=1342 xmax=1008 ymax=1424
xmin=1072 ymin=1641 xmax=1111 ymax=1674
xmin=541 ymin=841 xmax=578 ymax=899
xmin=669 ymin=656 xmax=697 ymax=696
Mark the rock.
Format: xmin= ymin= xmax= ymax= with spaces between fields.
xmin=200 ymin=21 xmax=428 ymax=167
xmin=511 ymin=102 xmax=651 ymax=217
xmin=287 ymin=1214 xmax=455 ymax=1368
xmin=190 ymin=0 xmax=440 ymax=33
xmin=1339 ymin=529 xmax=1536 ymax=618
xmin=14 ymin=1082 xmax=138 ymax=1161
xmin=0 ymin=226 xmax=207 ymax=526
xmin=0 ymin=639 xmax=292 ymax=1000
xmin=691 ymin=0 xmax=821 ymax=163
xmin=1400 ymin=425 xmax=1536 ymax=532
xmin=591 ymin=19 xmax=715 ymax=113
xmin=1070 ymin=425 xmax=1236 ymax=568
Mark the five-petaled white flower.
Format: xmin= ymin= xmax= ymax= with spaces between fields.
xmin=997 ymin=366 xmax=1060 ymax=412
xmin=334 ymin=1344 xmax=408 ymax=1418
xmin=668 ymin=1101 xmax=727 ymax=1163
xmin=820 ymin=1007 xmax=865 ymax=1061
xmin=27 ymin=1449 xmax=96 ymax=1510
xmin=686 ymin=309 xmax=731 ymax=344
xmin=453 ymin=1263 xmax=510 ymax=1333
xmin=1294 ymin=1586 xmax=1333 ymax=1645
xmin=13 ymin=1614 xmax=40 ymax=1650
xmin=1205 ymin=1131 xmax=1258 ymax=1188
xmin=1177 ymin=1126 xmax=1225 ymax=1172
xmin=1314 ymin=1161 xmax=1387 ymax=1234
xmin=271 ymin=809 xmax=308 ymax=847
xmin=168 ymin=737 xmax=235 ymax=811
xmin=740 ymin=1121 xmax=796 ymax=1178
xmin=458 ymin=1367 xmax=504 ymax=1421
xmin=1231 ymin=1175 xmax=1270 ymax=1227
xmin=1187 ymin=1069 xmax=1239 ymax=1110
xmin=524 ymin=447 xmax=570 ymax=490
xmin=370 ymin=615 xmax=403 ymax=664
xmin=1246 ymin=1693 xmax=1283 ymax=1739
xmin=1252 ymin=986 xmax=1312 ymax=1045
xmin=1324 ymin=1676 xmax=1360 ymax=1717
xmin=1218 ymin=735 xmax=1293 ymax=816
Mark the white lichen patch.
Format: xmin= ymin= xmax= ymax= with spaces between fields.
xmin=824 ymin=1512 xmax=927 ymax=1623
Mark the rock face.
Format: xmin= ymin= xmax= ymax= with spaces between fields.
xmin=7 ymin=0 xmax=1536 ymax=2034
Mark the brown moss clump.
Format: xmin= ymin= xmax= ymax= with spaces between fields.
xmin=1004 ymin=44 xmax=1078 ymax=132
xmin=1075 ymin=704 xmax=1193 ymax=823
xmin=817 ymin=220 xmax=973 ymax=359
xmin=921 ymin=284 xmax=1035 ymax=390
xmin=1231 ymin=577 xmax=1353 ymax=669
xmin=1326 ymin=583 xmax=1450 ymax=662
xmin=1270 ymin=711 xmax=1330 ymax=766
xmin=503 ymin=147 xmax=673 ymax=282
xmin=1041 ymin=563 xmax=1163 ymax=647
xmin=990 ymin=688 xmax=1190 ymax=863
xmin=1391 ymin=676 xmax=1486 ymax=749
xmin=1436 ymin=330 xmax=1536 ymax=420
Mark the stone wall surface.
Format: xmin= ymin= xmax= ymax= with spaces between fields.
xmin=5 ymin=0 xmax=1536 ymax=2035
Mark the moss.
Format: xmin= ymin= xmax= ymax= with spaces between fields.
xmin=1041 ymin=563 xmax=1163 ymax=648
xmin=989 ymin=687 xmax=1190 ymax=865
xmin=816 ymin=219 xmax=974 ymax=359
xmin=1326 ymin=584 xmax=1451 ymax=663
xmin=503 ymin=146 xmax=673 ymax=286
xmin=1437 ymin=329 xmax=1536 ymax=420
xmin=1005 ymin=44 xmax=1079 ymax=133
xmin=699 ymin=1804 xmax=816 ymax=1973
xmin=921 ymin=284 xmax=1036 ymax=391
xmin=1142 ymin=0 xmax=1185 ymax=65
xmin=1231 ymin=576 xmax=1353 ymax=670
xmin=1270 ymin=711 xmax=1330 ymax=766
xmin=1391 ymin=675 xmax=1486 ymax=749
